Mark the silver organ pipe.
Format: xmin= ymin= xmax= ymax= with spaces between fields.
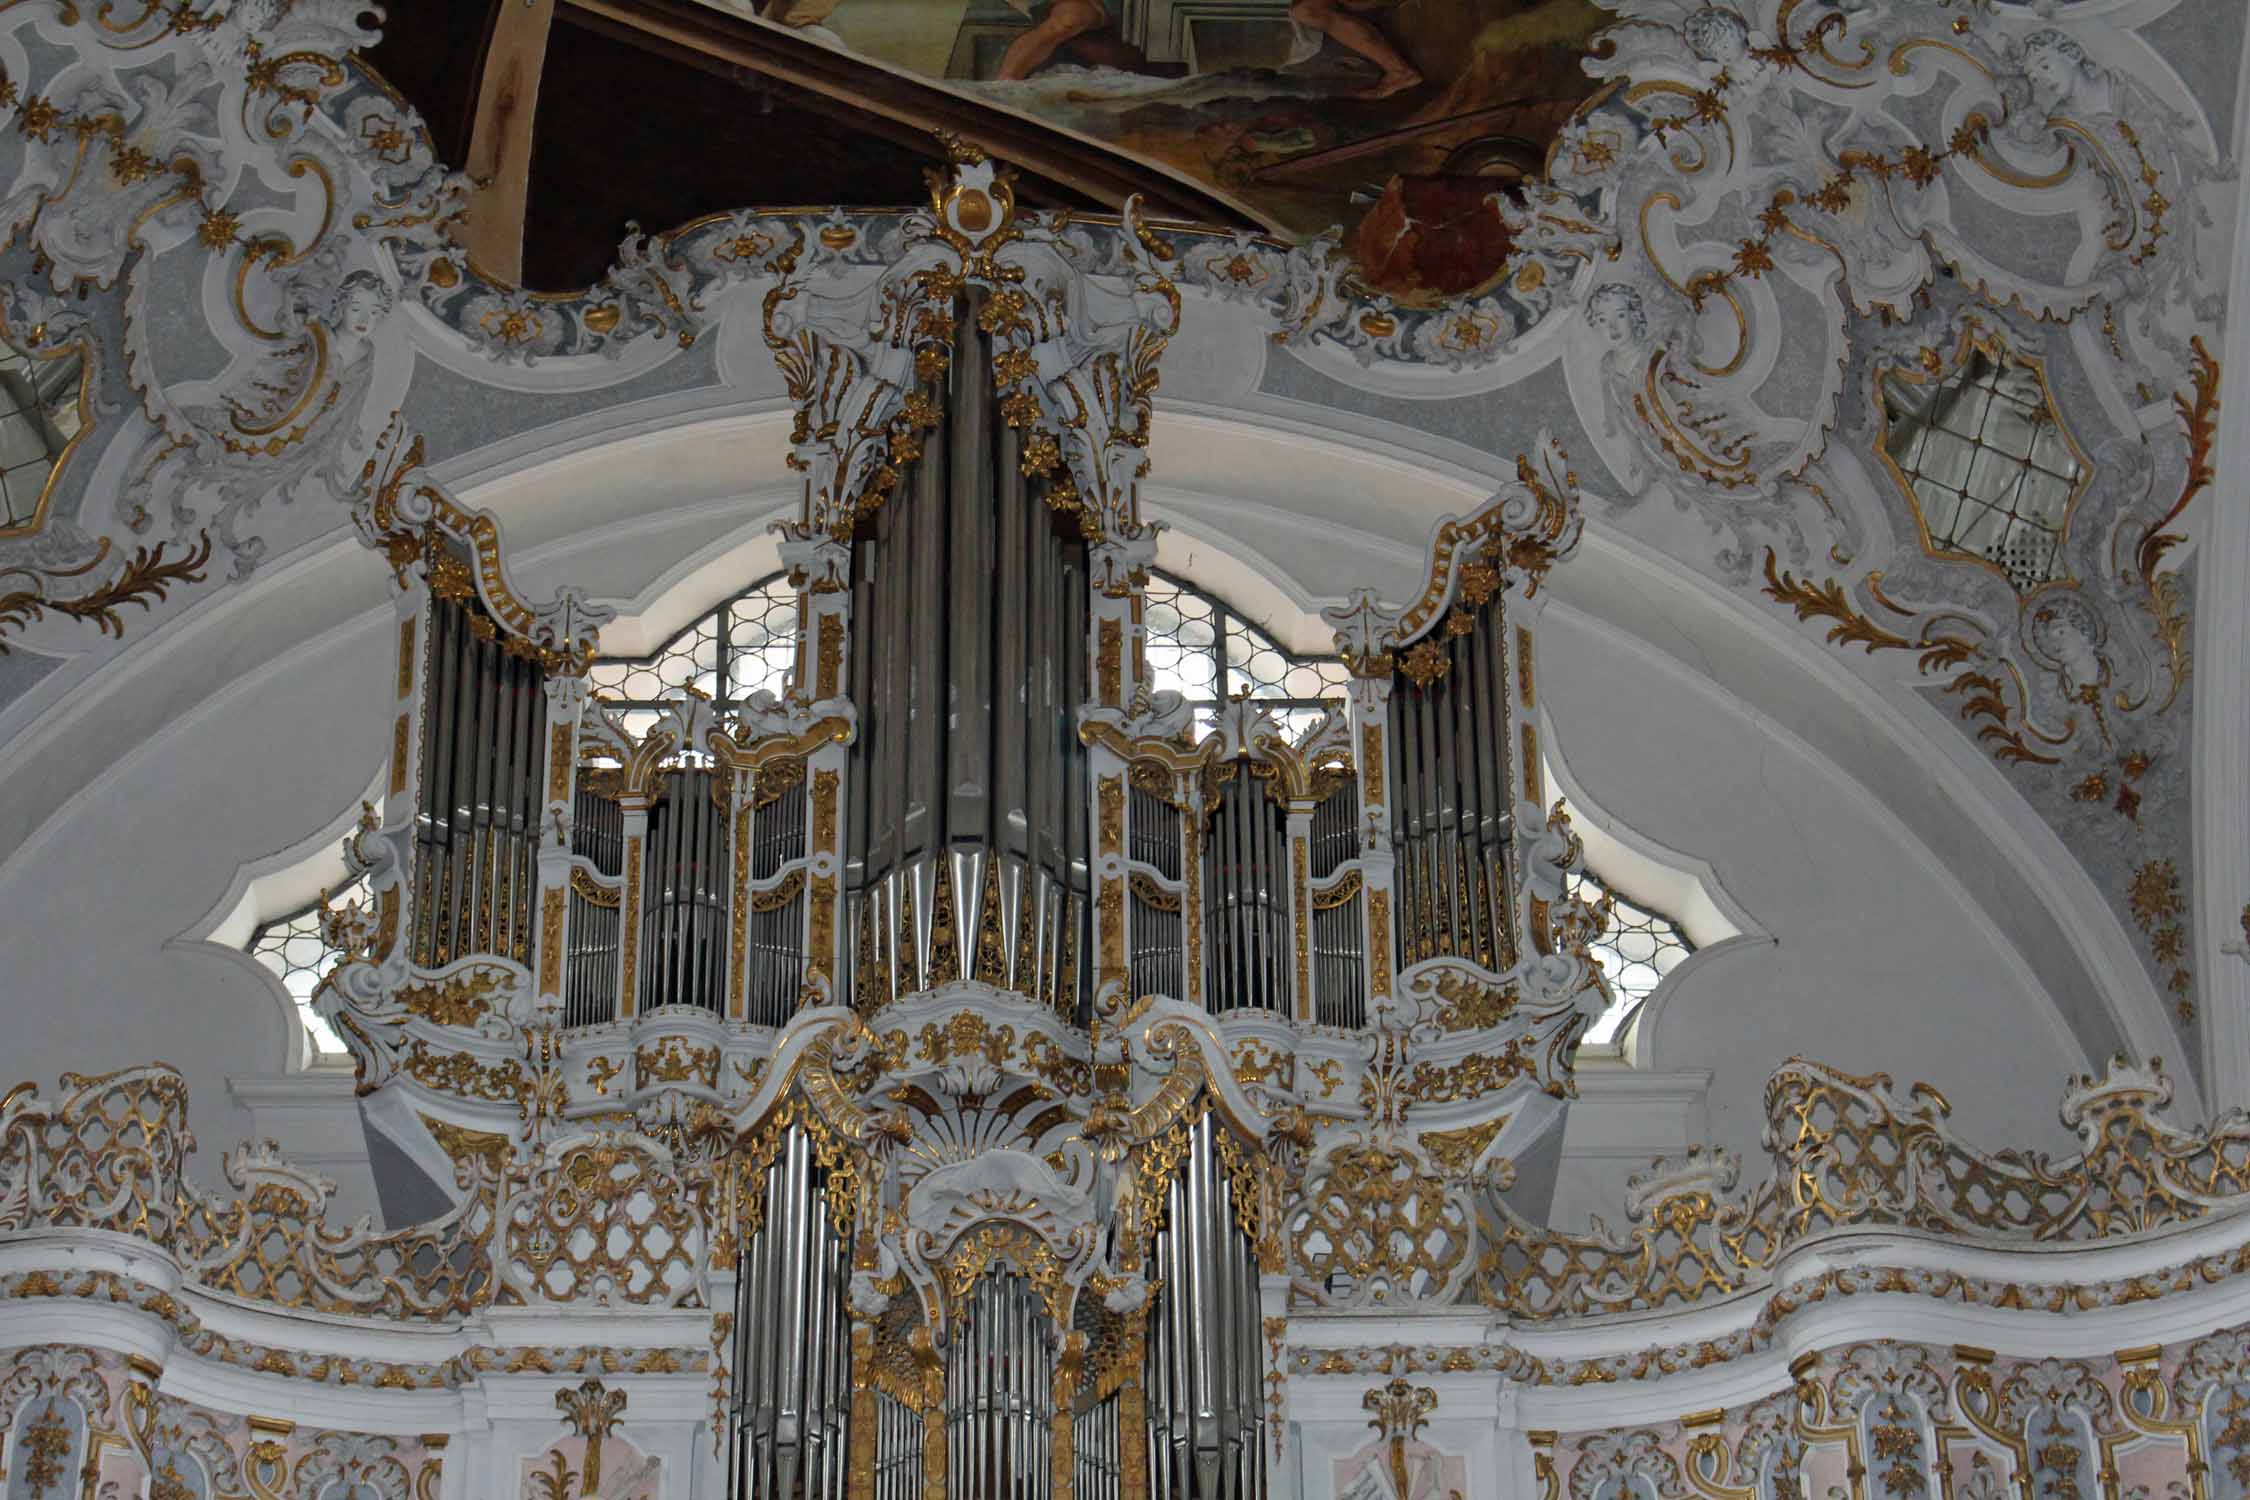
xmin=1075 ymin=1388 xmax=1122 ymax=1500
xmin=839 ymin=292 xmax=1092 ymax=1019
xmin=946 ymin=1271 xmax=1054 ymax=1499
xmin=1308 ymin=775 xmax=1365 ymax=1028
xmin=638 ymin=768 xmax=731 ymax=1013
xmin=747 ymin=764 xmax=809 ymax=1028
xmin=411 ymin=589 xmax=545 ymax=969
xmin=1202 ymin=774 xmax=1292 ymax=1016
xmin=1144 ymin=1116 xmax=1267 ymax=1498
xmin=727 ymin=1126 xmax=853 ymax=1500
xmin=873 ymin=1394 xmax=922 ymax=1499
xmin=564 ymin=784 xmax=623 ymax=1026
xmin=1389 ymin=599 xmax=1516 ymax=972
xmin=1129 ymin=778 xmax=1187 ymax=1001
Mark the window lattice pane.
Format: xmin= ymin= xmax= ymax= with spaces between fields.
xmin=590 ymin=573 xmax=802 ymax=709
xmin=1569 ymin=868 xmax=1695 ymax=1043
xmin=0 ymin=340 xmax=83 ymax=530
xmin=1881 ymin=347 xmax=2084 ymax=592
xmin=247 ymin=879 xmax=367 ymax=1055
xmin=1142 ymin=572 xmax=1347 ymax=733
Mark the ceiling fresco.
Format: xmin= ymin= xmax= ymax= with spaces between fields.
xmin=0 ymin=0 xmax=2236 ymax=1107
xmin=694 ymin=0 xmax=1609 ymax=302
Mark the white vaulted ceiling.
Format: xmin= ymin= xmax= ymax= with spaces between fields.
xmin=0 ymin=0 xmax=2238 ymax=1211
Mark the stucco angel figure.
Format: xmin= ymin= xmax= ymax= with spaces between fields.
xmin=1587 ymin=1 xmax=1778 ymax=137
xmin=1973 ymin=27 xmax=2222 ymax=389
xmin=1679 ymin=5 xmax=1779 ymax=96
xmin=126 ymin=266 xmax=399 ymax=576
xmin=2022 ymin=589 xmax=2115 ymax=751
xmin=1580 ymin=280 xmax=1818 ymax=573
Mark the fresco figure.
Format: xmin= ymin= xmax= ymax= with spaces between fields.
xmin=996 ymin=0 xmax=1147 ymax=80
xmin=701 ymin=0 xmax=1608 ymax=302
xmin=1287 ymin=0 xmax=1423 ymax=98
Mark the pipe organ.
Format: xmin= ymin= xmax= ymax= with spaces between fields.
xmin=331 ymin=161 xmax=1596 ymax=1500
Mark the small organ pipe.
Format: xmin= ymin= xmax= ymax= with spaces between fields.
xmin=413 ymin=593 xmax=547 ymax=973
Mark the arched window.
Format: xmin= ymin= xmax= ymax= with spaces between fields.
xmin=584 ymin=572 xmax=800 ymax=753
xmin=588 ymin=571 xmax=800 ymax=708
xmin=246 ymin=885 xmax=361 ymax=1057
xmin=1569 ymin=869 xmax=1695 ymax=1043
xmin=0 ymin=338 xmax=83 ymax=531
xmin=1140 ymin=572 xmax=1352 ymax=738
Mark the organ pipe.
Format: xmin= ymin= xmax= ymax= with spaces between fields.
xmin=839 ymin=292 xmax=1092 ymax=1018
xmin=564 ymin=784 xmax=623 ymax=1026
xmin=1203 ymin=773 xmax=1292 ymax=1016
xmin=728 ymin=1127 xmax=853 ymax=1500
xmin=1144 ymin=1115 xmax=1268 ymax=1498
xmin=637 ymin=768 xmax=730 ymax=1013
xmin=1388 ymin=599 xmax=1516 ymax=972
xmin=411 ymin=589 xmax=544 ymax=970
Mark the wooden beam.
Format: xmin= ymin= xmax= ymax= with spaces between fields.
xmin=463 ymin=0 xmax=559 ymax=286
xmin=560 ymin=0 xmax=1271 ymax=232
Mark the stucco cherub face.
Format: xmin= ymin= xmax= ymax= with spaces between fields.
xmin=231 ymin=0 xmax=282 ymax=36
xmin=1584 ymin=287 xmax=1645 ymax=348
xmin=1684 ymin=7 xmax=1751 ymax=65
xmin=338 ymin=283 xmax=387 ymax=341
xmin=2021 ymin=36 xmax=2087 ymax=113
xmin=2033 ymin=605 xmax=2101 ymax=685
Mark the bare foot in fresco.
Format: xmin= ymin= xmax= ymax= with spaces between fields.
xmin=1353 ymin=67 xmax=1423 ymax=98
xmin=1289 ymin=0 xmax=1421 ymax=100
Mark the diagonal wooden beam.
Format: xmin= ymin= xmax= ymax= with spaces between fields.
xmin=561 ymin=0 xmax=1271 ymax=231
xmin=464 ymin=0 xmax=560 ymax=285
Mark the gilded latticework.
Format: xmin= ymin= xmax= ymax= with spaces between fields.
xmin=175 ymin=1149 xmax=494 ymax=1319
xmin=1763 ymin=1056 xmax=2250 ymax=1241
xmin=0 ymin=1066 xmax=190 ymax=1242
xmin=500 ymin=1135 xmax=706 ymax=1308
xmin=1480 ymin=1055 xmax=2250 ymax=1320
xmin=1287 ymin=1137 xmax=1473 ymax=1309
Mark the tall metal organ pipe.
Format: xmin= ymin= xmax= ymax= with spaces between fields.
xmin=1388 ymin=599 xmax=1516 ymax=972
xmin=1144 ymin=1115 xmax=1268 ymax=1497
xmin=727 ymin=1127 xmax=853 ymax=1500
xmin=564 ymin=785 xmax=623 ymax=1025
xmin=412 ymin=588 xmax=545 ymax=969
xmin=840 ymin=293 xmax=1093 ymax=1018
xmin=1203 ymin=774 xmax=1292 ymax=1015
xmin=746 ymin=769 xmax=809 ymax=1028
xmin=638 ymin=768 xmax=730 ymax=1012
xmin=945 ymin=1271 xmax=1055 ymax=1498
xmin=1308 ymin=776 xmax=1365 ymax=1027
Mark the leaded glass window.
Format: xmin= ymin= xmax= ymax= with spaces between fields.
xmin=1571 ymin=868 xmax=1694 ymax=1043
xmin=587 ymin=572 xmax=801 ymax=748
xmin=1142 ymin=572 xmax=1351 ymax=739
xmin=1879 ymin=342 xmax=2086 ymax=592
xmin=247 ymin=880 xmax=363 ymax=1057
xmin=0 ymin=340 xmax=83 ymax=531
xmin=589 ymin=571 xmax=800 ymax=707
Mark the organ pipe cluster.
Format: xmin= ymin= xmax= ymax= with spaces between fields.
xmin=1388 ymin=601 xmax=1518 ymax=973
xmin=838 ymin=296 xmax=1095 ymax=1022
xmin=411 ymin=589 xmax=546 ymax=969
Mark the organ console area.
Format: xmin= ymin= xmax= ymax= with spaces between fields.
xmin=328 ymin=161 xmax=1596 ymax=1500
